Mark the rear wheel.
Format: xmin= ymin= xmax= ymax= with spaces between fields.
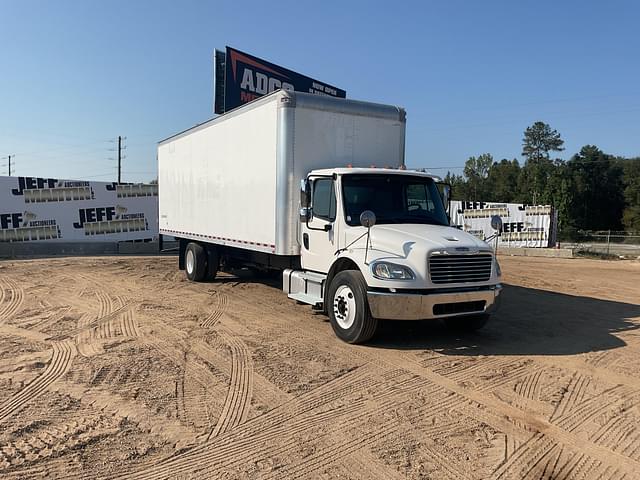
xmin=444 ymin=313 xmax=490 ymax=332
xmin=185 ymin=242 xmax=207 ymax=282
xmin=327 ymin=270 xmax=378 ymax=344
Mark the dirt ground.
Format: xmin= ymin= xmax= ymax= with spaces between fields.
xmin=0 ymin=254 xmax=638 ymax=479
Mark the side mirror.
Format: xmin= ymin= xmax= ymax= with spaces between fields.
xmin=360 ymin=210 xmax=376 ymax=228
xmin=490 ymin=215 xmax=503 ymax=234
xmin=360 ymin=210 xmax=376 ymax=264
xmin=300 ymin=179 xmax=310 ymax=208
xmin=300 ymin=179 xmax=311 ymax=222
xmin=438 ymin=183 xmax=452 ymax=213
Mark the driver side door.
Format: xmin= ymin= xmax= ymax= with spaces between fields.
xmin=301 ymin=177 xmax=338 ymax=273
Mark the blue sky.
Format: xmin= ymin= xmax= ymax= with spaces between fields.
xmin=1 ymin=0 xmax=638 ymax=182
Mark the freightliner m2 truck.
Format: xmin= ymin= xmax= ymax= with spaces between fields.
xmin=159 ymin=91 xmax=502 ymax=343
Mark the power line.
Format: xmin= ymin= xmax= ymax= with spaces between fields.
xmin=15 ymin=147 xmax=117 ymax=165
xmin=2 ymin=140 xmax=112 ymax=158
xmin=82 ymin=172 xmax=121 ymax=179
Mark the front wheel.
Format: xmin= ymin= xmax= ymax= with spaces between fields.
xmin=443 ymin=313 xmax=490 ymax=332
xmin=327 ymin=270 xmax=378 ymax=344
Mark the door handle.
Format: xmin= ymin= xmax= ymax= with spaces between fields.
xmin=303 ymin=233 xmax=309 ymax=250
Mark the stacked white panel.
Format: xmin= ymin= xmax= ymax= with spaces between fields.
xmin=0 ymin=176 xmax=158 ymax=243
xmin=450 ymin=200 xmax=556 ymax=248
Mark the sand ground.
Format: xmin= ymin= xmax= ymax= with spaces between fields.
xmin=0 ymin=255 xmax=638 ymax=479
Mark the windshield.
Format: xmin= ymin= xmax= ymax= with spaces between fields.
xmin=341 ymin=174 xmax=449 ymax=227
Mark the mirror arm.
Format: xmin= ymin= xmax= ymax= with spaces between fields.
xmin=306 ymin=217 xmax=332 ymax=232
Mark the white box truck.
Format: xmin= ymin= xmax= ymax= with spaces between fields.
xmin=159 ymin=90 xmax=502 ymax=343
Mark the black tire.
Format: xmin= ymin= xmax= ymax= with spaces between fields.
xmin=327 ymin=270 xmax=378 ymax=344
xmin=444 ymin=313 xmax=490 ymax=332
xmin=206 ymin=245 xmax=220 ymax=280
xmin=185 ymin=242 xmax=207 ymax=282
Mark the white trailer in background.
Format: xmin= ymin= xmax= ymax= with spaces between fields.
xmin=159 ymin=91 xmax=502 ymax=343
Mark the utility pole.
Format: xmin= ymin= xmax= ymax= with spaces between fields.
xmin=2 ymin=155 xmax=13 ymax=176
xmin=117 ymin=136 xmax=122 ymax=184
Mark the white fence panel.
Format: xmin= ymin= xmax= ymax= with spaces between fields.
xmin=450 ymin=200 xmax=556 ymax=248
xmin=0 ymin=176 xmax=158 ymax=243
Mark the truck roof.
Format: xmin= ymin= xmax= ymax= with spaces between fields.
xmin=158 ymin=90 xmax=406 ymax=146
xmin=311 ymin=167 xmax=442 ymax=181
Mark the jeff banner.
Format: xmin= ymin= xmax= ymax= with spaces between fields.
xmin=0 ymin=176 xmax=158 ymax=243
xmin=450 ymin=201 xmax=557 ymax=248
xmin=215 ymin=46 xmax=346 ymax=114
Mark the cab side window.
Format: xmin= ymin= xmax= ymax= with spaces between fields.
xmin=313 ymin=179 xmax=336 ymax=221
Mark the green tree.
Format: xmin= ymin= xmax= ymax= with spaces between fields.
xmin=521 ymin=122 xmax=565 ymax=204
xmin=567 ymin=145 xmax=624 ymax=231
xmin=522 ymin=121 xmax=565 ymax=163
xmin=486 ymin=158 xmax=520 ymax=202
xmin=463 ymin=153 xmax=493 ymax=201
xmin=444 ymin=171 xmax=469 ymax=200
xmin=621 ymin=158 xmax=640 ymax=231
xmin=544 ymin=162 xmax=575 ymax=237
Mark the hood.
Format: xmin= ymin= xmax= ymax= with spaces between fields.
xmin=368 ymin=224 xmax=491 ymax=257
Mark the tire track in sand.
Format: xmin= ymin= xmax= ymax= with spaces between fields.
xmin=110 ymin=365 xmax=385 ymax=479
xmin=49 ymin=379 xmax=199 ymax=449
xmin=0 ymin=276 xmax=25 ymax=324
xmin=367 ymin=349 xmax=640 ymax=479
xmin=197 ymin=291 xmax=254 ymax=440
xmin=0 ymin=276 xmax=126 ymax=423
xmin=119 ymin=371 xmax=431 ymax=480
xmin=200 ymin=292 xmax=229 ymax=328
xmin=119 ymin=309 xmax=141 ymax=338
xmin=491 ymin=380 xmax=635 ymax=479
xmin=492 ymin=433 xmax=559 ymax=480
xmin=76 ymin=307 xmax=142 ymax=357
xmin=206 ymin=327 xmax=253 ymax=440
xmin=0 ymin=340 xmax=76 ymax=423
xmin=270 ymin=395 xmax=473 ymax=480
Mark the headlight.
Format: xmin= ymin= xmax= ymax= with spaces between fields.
xmin=371 ymin=261 xmax=415 ymax=280
xmin=494 ymin=258 xmax=502 ymax=277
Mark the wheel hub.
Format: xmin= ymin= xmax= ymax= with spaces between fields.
xmin=333 ymin=285 xmax=356 ymax=330
xmin=186 ymin=249 xmax=195 ymax=274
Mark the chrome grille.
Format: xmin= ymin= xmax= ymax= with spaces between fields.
xmin=429 ymin=253 xmax=493 ymax=284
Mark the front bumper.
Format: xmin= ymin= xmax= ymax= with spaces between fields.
xmin=367 ymin=285 xmax=502 ymax=320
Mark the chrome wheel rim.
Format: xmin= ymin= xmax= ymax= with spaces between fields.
xmin=186 ymin=249 xmax=195 ymax=275
xmin=333 ymin=285 xmax=356 ymax=329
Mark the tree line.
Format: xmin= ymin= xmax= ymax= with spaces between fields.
xmin=444 ymin=121 xmax=640 ymax=238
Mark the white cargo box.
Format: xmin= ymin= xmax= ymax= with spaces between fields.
xmin=158 ymin=90 xmax=406 ymax=256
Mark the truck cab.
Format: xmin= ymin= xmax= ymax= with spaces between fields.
xmin=284 ymin=167 xmax=502 ymax=343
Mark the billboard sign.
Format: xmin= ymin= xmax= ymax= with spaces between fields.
xmin=450 ymin=200 xmax=557 ymax=248
xmin=214 ymin=46 xmax=346 ymax=114
xmin=0 ymin=176 xmax=158 ymax=243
